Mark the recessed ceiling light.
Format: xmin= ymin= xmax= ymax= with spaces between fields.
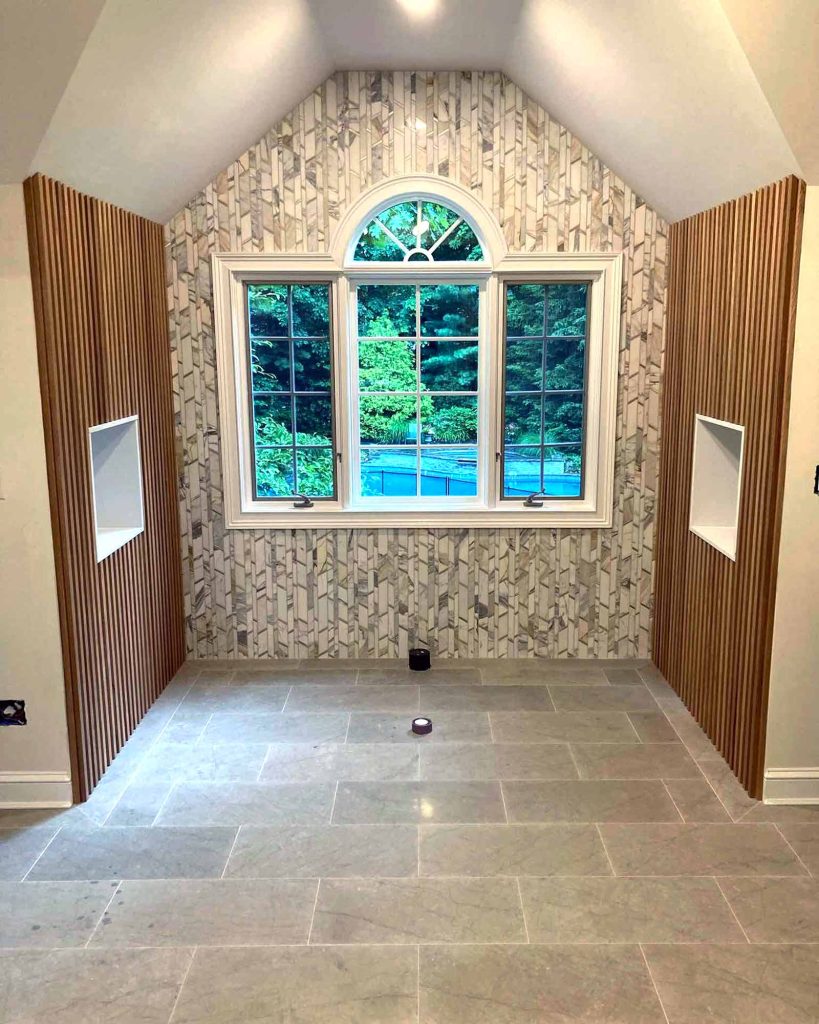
xmin=396 ymin=0 xmax=439 ymax=19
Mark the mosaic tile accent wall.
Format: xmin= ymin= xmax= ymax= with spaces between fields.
xmin=166 ymin=71 xmax=667 ymax=659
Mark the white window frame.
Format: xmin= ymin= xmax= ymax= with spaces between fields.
xmin=213 ymin=175 xmax=622 ymax=529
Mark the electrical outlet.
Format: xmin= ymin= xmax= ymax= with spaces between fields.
xmin=1 ymin=700 xmax=26 ymax=725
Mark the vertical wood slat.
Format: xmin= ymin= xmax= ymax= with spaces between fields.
xmin=23 ymin=173 xmax=184 ymax=803
xmin=654 ymin=175 xmax=805 ymax=798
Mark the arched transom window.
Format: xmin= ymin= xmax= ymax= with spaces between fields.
xmin=353 ymin=200 xmax=484 ymax=263
xmin=213 ymin=178 xmax=621 ymax=528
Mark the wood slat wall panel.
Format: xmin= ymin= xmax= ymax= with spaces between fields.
xmin=654 ymin=175 xmax=805 ymax=798
xmin=23 ymin=174 xmax=184 ymax=802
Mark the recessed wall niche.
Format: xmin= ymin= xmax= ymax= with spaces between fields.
xmin=88 ymin=415 xmax=145 ymax=562
xmin=689 ymin=413 xmax=745 ymax=561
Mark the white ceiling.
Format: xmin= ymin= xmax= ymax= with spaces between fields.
xmin=1 ymin=0 xmax=814 ymax=223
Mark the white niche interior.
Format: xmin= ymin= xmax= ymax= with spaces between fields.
xmin=88 ymin=415 xmax=145 ymax=562
xmin=689 ymin=413 xmax=745 ymax=561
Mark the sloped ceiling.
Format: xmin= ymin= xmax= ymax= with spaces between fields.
xmin=1 ymin=0 xmax=812 ymax=223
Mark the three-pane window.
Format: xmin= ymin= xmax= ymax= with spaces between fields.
xmin=214 ymin=184 xmax=620 ymax=527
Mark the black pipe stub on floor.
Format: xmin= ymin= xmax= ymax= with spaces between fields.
xmin=409 ymin=648 xmax=431 ymax=671
xmin=412 ymin=716 xmax=433 ymax=735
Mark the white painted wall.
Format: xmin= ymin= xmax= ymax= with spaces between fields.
xmin=0 ymin=184 xmax=72 ymax=806
xmin=765 ymin=185 xmax=819 ymax=801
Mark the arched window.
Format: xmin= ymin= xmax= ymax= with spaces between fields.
xmin=353 ymin=199 xmax=484 ymax=263
xmin=213 ymin=177 xmax=621 ymax=528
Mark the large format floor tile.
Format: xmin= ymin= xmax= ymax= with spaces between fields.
xmin=177 ymin=681 xmax=291 ymax=713
xmin=0 ymin=947 xmax=192 ymax=1023
xmin=347 ymin=711 xmax=492 ymax=743
xmin=420 ymin=944 xmax=665 ymax=1023
xmin=598 ymin=823 xmax=808 ymax=875
xmin=503 ymin=780 xmax=681 ymax=823
xmin=420 ymin=824 xmax=611 ymax=876
xmin=260 ymin=742 xmax=419 ymax=782
xmin=284 ymin=683 xmax=419 ymax=712
xmin=333 ymin=781 xmax=506 ymax=824
xmin=358 ymin=666 xmax=481 ymax=685
xmin=225 ymin=824 xmax=418 ymax=878
xmin=719 ymin=876 xmax=819 ymax=941
xmin=548 ymin=685 xmax=658 ymax=712
xmin=26 ymin=825 xmax=237 ymax=880
xmin=90 ymin=878 xmax=318 ymax=947
xmin=571 ymin=742 xmax=700 ymax=779
xmin=644 ymin=943 xmax=819 ymax=1024
xmin=518 ymin=876 xmax=744 ymax=942
xmin=490 ymin=711 xmax=639 ymax=743
xmin=154 ymin=781 xmax=335 ymax=826
xmin=132 ymin=741 xmax=270 ymax=783
xmin=311 ymin=877 xmax=526 ymax=943
xmin=201 ymin=711 xmax=349 ymax=744
xmin=480 ymin=663 xmax=609 ymax=685
xmin=420 ymin=742 xmax=577 ymax=780
xmin=0 ymin=880 xmax=117 ymax=947
xmin=170 ymin=945 xmax=417 ymax=1024
xmin=421 ymin=685 xmax=555 ymax=712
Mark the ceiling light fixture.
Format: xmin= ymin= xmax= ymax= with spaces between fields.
xmin=396 ymin=0 xmax=439 ymax=19
xmin=414 ymin=118 xmax=427 ymax=130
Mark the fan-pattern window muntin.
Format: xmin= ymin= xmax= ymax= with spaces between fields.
xmin=354 ymin=199 xmax=484 ymax=263
xmin=246 ymin=282 xmax=337 ymax=500
xmin=354 ymin=283 xmax=481 ymax=500
xmin=501 ymin=281 xmax=590 ymax=500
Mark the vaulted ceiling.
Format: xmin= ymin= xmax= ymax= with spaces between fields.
xmin=1 ymin=0 xmax=815 ymax=223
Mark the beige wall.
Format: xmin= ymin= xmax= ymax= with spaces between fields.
xmin=0 ymin=184 xmax=71 ymax=804
xmin=765 ymin=185 xmax=819 ymax=788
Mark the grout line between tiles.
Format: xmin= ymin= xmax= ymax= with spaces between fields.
xmin=773 ymin=824 xmax=814 ymax=876
xmin=498 ymin=781 xmax=510 ymax=824
xmin=84 ymin=880 xmax=122 ymax=947
xmin=20 ymin=826 xmax=63 ymax=881
xmin=565 ymin=743 xmax=582 ymax=780
xmin=594 ymin=823 xmax=617 ymax=877
xmin=515 ymin=877 xmax=530 ymax=943
xmin=639 ymin=944 xmax=671 ymax=1024
xmin=166 ymin=945 xmax=197 ymax=1024
xmin=280 ymin=686 xmax=294 ymax=712
xmin=328 ymin=781 xmax=340 ymax=825
xmin=149 ymin=781 xmax=178 ymax=827
xmin=416 ymin=943 xmax=421 ymax=1024
xmin=713 ymin=876 xmax=752 ymax=943
xmin=220 ymin=826 xmax=242 ymax=879
xmin=343 ymin=714 xmax=352 ymax=744
xmin=306 ymin=878 xmax=322 ymax=945
xmin=660 ymin=780 xmax=686 ymax=822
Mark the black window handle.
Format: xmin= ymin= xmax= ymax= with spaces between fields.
xmin=523 ymin=491 xmax=546 ymax=508
xmin=292 ymin=493 xmax=314 ymax=509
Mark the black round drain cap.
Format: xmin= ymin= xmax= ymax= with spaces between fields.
xmin=412 ymin=716 xmax=433 ymax=735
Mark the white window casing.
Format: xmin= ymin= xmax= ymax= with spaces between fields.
xmin=212 ymin=175 xmax=622 ymax=529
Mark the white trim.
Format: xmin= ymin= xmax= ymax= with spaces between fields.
xmin=763 ymin=768 xmax=819 ymax=804
xmin=212 ymin=179 xmax=622 ymax=530
xmin=0 ymin=772 xmax=72 ymax=808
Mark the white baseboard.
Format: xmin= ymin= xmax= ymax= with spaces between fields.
xmin=763 ymin=768 xmax=819 ymax=804
xmin=0 ymin=771 xmax=73 ymax=808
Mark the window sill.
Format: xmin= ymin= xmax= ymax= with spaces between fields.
xmin=224 ymin=505 xmax=613 ymax=530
